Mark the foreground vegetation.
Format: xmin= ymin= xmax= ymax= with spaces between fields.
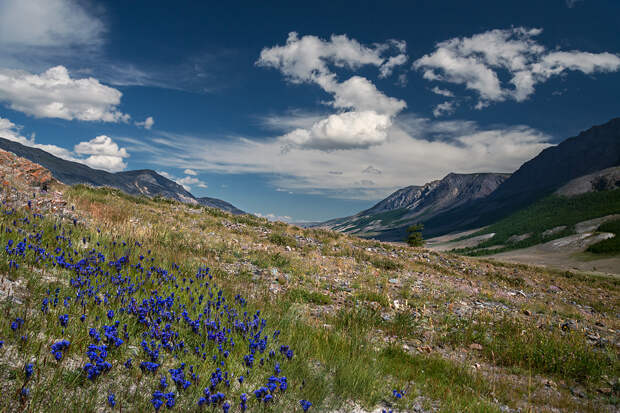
xmin=0 ymin=182 xmax=618 ymax=412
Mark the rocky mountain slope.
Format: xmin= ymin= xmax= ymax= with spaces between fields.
xmin=321 ymin=172 xmax=509 ymax=238
xmin=421 ymin=117 xmax=620 ymax=237
xmin=555 ymin=166 xmax=620 ymax=197
xmin=0 ymin=136 xmax=245 ymax=214
xmin=323 ymin=117 xmax=620 ymax=242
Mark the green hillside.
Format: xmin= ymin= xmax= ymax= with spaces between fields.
xmin=452 ymin=189 xmax=620 ymax=256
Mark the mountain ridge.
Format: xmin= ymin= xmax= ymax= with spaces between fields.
xmin=320 ymin=117 xmax=620 ymax=241
xmin=0 ymin=136 xmax=245 ymax=214
xmin=321 ymin=172 xmax=510 ymax=236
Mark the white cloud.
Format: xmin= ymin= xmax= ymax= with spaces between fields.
xmin=413 ymin=27 xmax=620 ymax=107
xmin=379 ymin=53 xmax=408 ymax=78
xmin=0 ymin=117 xmax=129 ymax=172
xmin=431 ymin=87 xmax=454 ymax=97
xmin=433 ymin=101 xmax=457 ymax=117
xmin=132 ymin=114 xmax=552 ymax=200
xmin=0 ymin=66 xmax=129 ymax=122
xmin=73 ymin=135 xmax=129 ymax=172
xmin=135 ymin=116 xmax=154 ymax=129
xmin=281 ymin=110 xmax=392 ymax=151
xmin=258 ymin=33 xmax=407 ymax=150
xmin=0 ymin=0 xmax=103 ymax=49
xmin=184 ymin=168 xmax=197 ymax=176
xmin=254 ymin=212 xmax=292 ymax=222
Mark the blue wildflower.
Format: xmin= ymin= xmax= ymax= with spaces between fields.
xmin=300 ymin=400 xmax=312 ymax=412
xmin=25 ymin=363 xmax=33 ymax=379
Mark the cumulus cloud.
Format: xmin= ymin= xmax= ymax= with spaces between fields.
xmin=257 ymin=33 xmax=407 ymax=150
xmin=281 ymin=111 xmax=392 ymax=151
xmin=0 ymin=66 xmax=130 ymax=122
xmin=73 ymin=135 xmax=129 ymax=172
xmin=184 ymin=168 xmax=197 ymax=176
xmin=135 ymin=116 xmax=154 ymax=129
xmin=413 ymin=27 xmax=620 ymax=107
xmin=128 ymin=114 xmax=552 ymax=200
xmin=0 ymin=117 xmax=129 ymax=172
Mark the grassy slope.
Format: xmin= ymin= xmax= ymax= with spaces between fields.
xmin=587 ymin=219 xmax=620 ymax=254
xmin=0 ymin=184 xmax=618 ymax=412
xmin=451 ymin=189 xmax=620 ymax=256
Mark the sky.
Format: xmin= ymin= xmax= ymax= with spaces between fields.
xmin=0 ymin=0 xmax=619 ymax=222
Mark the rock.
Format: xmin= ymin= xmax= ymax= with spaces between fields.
xmin=380 ymin=312 xmax=393 ymax=322
xmin=523 ymin=309 xmax=531 ymax=316
xmin=469 ymin=343 xmax=483 ymax=351
xmin=417 ymin=345 xmax=432 ymax=354
xmin=547 ymin=285 xmax=562 ymax=293
xmin=570 ymin=386 xmax=586 ymax=398
xmin=544 ymin=379 xmax=557 ymax=389
xmin=388 ymin=278 xmax=399 ymax=284
xmin=597 ymin=387 xmax=612 ymax=396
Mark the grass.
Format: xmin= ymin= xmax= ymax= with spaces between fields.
xmin=287 ymin=288 xmax=331 ymax=305
xmin=0 ymin=183 xmax=616 ymax=412
xmin=453 ymin=189 xmax=620 ymax=255
xmin=438 ymin=314 xmax=618 ymax=383
xmin=354 ymin=290 xmax=389 ymax=307
xmin=587 ymin=219 xmax=620 ymax=254
xmin=268 ymin=232 xmax=297 ymax=248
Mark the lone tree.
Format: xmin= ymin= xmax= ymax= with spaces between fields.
xmin=406 ymin=223 xmax=424 ymax=247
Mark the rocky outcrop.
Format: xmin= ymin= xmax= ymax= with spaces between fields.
xmin=555 ymin=166 xmax=620 ymax=197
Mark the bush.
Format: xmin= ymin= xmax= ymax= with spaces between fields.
xmin=406 ymin=223 xmax=424 ymax=247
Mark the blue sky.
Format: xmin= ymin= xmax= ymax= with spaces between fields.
xmin=0 ymin=0 xmax=619 ymax=222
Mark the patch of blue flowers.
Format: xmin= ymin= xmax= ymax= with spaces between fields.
xmin=0 ymin=206 xmax=312 ymax=411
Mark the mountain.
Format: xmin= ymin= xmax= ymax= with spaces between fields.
xmin=0 ymin=137 xmax=245 ymax=214
xmin=555 ymin=166 xmax=620 ymax=197
xmin=197 ymin=196 xmax=245 ymax=215
xmin=421 ymin=117 xmax=620 ymax=237
xmin=321 ymin=172 xmax=510 ymax=238
xmin=321 ymin=117 xmax=620 ymax=241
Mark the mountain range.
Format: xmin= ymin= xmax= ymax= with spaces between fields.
xmin=319 ymin=117 xmax=620 ymax=241
xmin=0 ymin=137 xmax=245 ymax=215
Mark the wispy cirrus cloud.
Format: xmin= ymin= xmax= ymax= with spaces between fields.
xmin=124 ymin=113 xmax=552 ymax=200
